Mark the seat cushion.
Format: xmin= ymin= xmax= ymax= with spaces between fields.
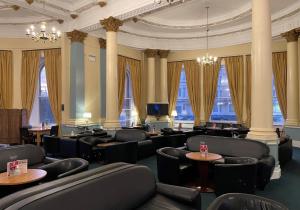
xmin=137 ymin=194 xmax=195 ymax=210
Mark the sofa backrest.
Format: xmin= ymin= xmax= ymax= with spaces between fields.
xmin=0 ymin=163 xmax=156 ymax=210
xmin=115 ymin=129 xmax=147 ymax=142
xmin=187 ymin=135 xmax=269 ymax=159
xmin=0 ymin=144 xmax=45 ymax=172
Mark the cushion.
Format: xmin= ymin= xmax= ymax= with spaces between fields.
xmin=115 ymin=129 xmax=147 ymax=142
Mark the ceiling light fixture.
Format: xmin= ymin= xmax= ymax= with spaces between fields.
xmin=197 ymin=6 xmax=217 ymax=65
xmin=25 ymin=1 xmax=61 ymax=43
xmin=154 ymin=0 xmax=185 ymax=5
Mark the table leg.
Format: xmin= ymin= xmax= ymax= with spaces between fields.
xmin=36 ymin=132 xmax=41 ymax=146
xmin=197 ymin=161 xmax=214 ymax=193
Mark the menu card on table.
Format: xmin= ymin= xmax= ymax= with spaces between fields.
xmin=6 ymin=159 xmax=28 ymax=176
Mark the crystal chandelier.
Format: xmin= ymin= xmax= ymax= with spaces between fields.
xmin=26 ymin=22 xmax=61 ymax=43
xmin=197 ymin=6 xmax=217 ymax=65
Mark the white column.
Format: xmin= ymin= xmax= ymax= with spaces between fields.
xmin=100 ymin=17 xmax=123 ymax=128
xmin=247 ymin=0 xmax=277 ymax=141
xmin=282 ymin=30 xmax=299 ymax=126
xmin=158 ymin=50 xmax=169 ymax=103
xmin=145 ymin=49 xmax=157 ymax=103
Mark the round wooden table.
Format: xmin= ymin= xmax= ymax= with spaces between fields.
xmin=186 ymin=152 xmax=222 ymax=192
xmin=0 ymin=169 xmax=47 ymax=186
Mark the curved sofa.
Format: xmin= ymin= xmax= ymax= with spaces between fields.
xmin=185 ymin=135 xmax=275 ymax=190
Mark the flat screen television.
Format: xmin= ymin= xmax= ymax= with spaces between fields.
xmin=147 ymin=103 xmax=169 ymax=116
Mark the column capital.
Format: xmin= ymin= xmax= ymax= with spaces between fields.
xmin=66 ymin=30 xmax=87 ymax=43
xmin=98 ymin=38 xmax=106 ymax=49
xmin=144 ymin=49 xmax=158 ymax=58
xmin=158 ymin=50 xmax=170 ymax=58
xmin=100 ymin=16 xmax=123 ymax=32
xmin=281 ymin=29 xmax=299 ymax=42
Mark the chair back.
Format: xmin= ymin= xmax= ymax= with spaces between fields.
xmin=50 ymin=125 xmax=59 ymax=136
xmin=43 ymin=135 xmax=60 ymax=156
xmin=115 ymin=129 xmax=147 ymax=142
xmin=20 ymin=127 xmax=30 ymax=137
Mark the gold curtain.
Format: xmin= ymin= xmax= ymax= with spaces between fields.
xmin=224 ymin=56 xmax=244 ymax=123
xmin=167 ymin=62 xmax=182 ymax=115
xmin=0 ymin=50 xmax=13 ymax=108
xmin=183 ymin=60 xmax=201 ymax=126
xmin=21 ymin=50 xmax=40 ymax=117
xmin=44 ymin=49 xmax=62 ymax=125
xmin=118 ymin=56 xmax=127 ymax=115
xmin=272 ymin=52 xmax=287 ymax=119
xmin=245 ymin=55 xmax=251 ymax=127
xmin=203 ymin=60 xmax=221 ymax=121
xmin=128 ymin=59 xmax=143 ymax=120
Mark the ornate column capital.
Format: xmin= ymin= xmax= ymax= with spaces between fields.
xmin=100 ymin=16 xmax=123 ymax=32
xmin=281 ymin=29 xmax=299 ymax=42
xmin=66 ymin=30 xmax=87 ymax=43
xmin=144 ymin=49 xmax=158 ymax=58
xmin=158 ymin=50 xmax=170 ymax=58
xmin=99 ymin=38 xmax=106 ymax=49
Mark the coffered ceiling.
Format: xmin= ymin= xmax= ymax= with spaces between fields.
xmin=0 ymin=0 xmax=300 ymax=50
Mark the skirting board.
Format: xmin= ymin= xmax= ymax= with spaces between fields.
xmin=293 ymin=140 xmax=300 ymax=148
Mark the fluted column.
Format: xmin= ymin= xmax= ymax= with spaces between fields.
xmin=247 ymin=0 xmax=280 ymax=178
xmin=158 ymin=50 xmax=169 ymax=103
xmin=66 ymin=30 xmax=87 ymax=120
xmin=247 ymin=0 xmax=277 ymax=141
xmin=100 ymin=16 xmax=123 ymax=128
xmin=99 ymin=38 xmax=107 ymax=123
xmin=145 ymin=49 xmax=157 ymax=103
xmin=282 ymin=30 xmax=299 ymax=126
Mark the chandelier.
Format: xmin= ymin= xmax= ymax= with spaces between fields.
xmin=197 ymin=6 xmax=217 ymax=65
xmin=26 ymin=22 xmax=61 ymax=42
xmin=154 ymin=0 xmax=185 ymax=5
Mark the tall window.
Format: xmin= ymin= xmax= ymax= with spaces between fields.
xmin=273 ymin=80 xmax=284 ymax=125
xmin=211 ymin=65 xmax=237 ymax=122
xmin=30 ymin=61 xmax=55 ymax=126
xmin=119 ymin=70 xmax=136 ymax=127
xmin=175 ymin=68 xmax=194 ymax=121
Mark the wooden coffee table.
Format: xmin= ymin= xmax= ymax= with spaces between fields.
xmin=186 ymin=152 xmax=222 ymax=192
xmin=0 ymin=169 xmax=47 ymax=186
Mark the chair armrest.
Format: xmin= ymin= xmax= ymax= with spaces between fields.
xmin=156 ymin=183 xmax=201 ymax=208
xmin=57 ymin=163 xmax=88 ymax=178
xmin=44 ymin=157 xmax=59 ymax=164
xmin=177 ymin=145 xmax=187 ymax=150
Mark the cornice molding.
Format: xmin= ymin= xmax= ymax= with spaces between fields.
xmin=98 ymin=38 xmax=106 ymax=48
xmin=100 ymin=16 xmax=123 ymax=32
xmin=66 ymin=30 xmax=87 ymax=43
xmin=281 ymin=29 xmax=299 ymax=42
xmin=144 ymin=49 xmax=158 ymax=58
xmin=158 ymin=50 xmax=169 ymax=58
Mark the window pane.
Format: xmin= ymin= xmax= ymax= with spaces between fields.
xmin=39 ymin=67 xmax=55 ymax=124
xmin=272 ymin=79 xmax=284 ymax=125
xmin=175 ymin=69 xmax=194 ymax=121
xmin=211 ymin=65 xmax=237 ymax=122
xmin=119 ymin=69 xmax=136 ymax=127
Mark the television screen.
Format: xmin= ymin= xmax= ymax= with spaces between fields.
xmin=147 ymin=103 xmax=169 ymax=116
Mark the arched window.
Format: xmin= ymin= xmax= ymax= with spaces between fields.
xmin=272 ymin=80 xmax=284 ymax=125
xmin=119 ymin=70 xmax=135 ymax=127
xmin=211 ymin=64 xmax=237 ymax=122
xmin=30 ymin=60 xmax=55 ymax=126
xmin=174 ymin=68 xmax=194 ymax=122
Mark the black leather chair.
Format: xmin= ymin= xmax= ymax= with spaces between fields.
xmin=49 ymin=125 xmax=59 ymax=136
xmin=59 ymin=137 xmax=78 ymax=158
xmin=184 ymin=135 xmax=275 ymax=190
xmin=39 ymin=158 xmax=89 ymax=182
xmin=20 ymin=127 xmax=36 ymax=144
xmin=157 ymin=147 xmax=193 ymax=185
xmin=214 ymin=157 xmax=258 ymax=196
xmin=42 ymin=135 xmax=60 ymax=157
xmin=115 ymin=129 xmax=155 ymax=159
xmin=0 ymin=144 xmax=57 ymax=173
xmin=78 ymin=136 xmax=104 ymax=161
xmin=0 ymin=163 xmax=202 ymax=210
xmin=279 ymin=136 xmax=293 ymax=166
xmin=207 ymin=193 xmax=289 ymax=210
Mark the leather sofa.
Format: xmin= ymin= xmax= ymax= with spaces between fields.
xmin=114 ymin=129 xmax=155 ymax=159
xmin=0 ymin=163 xmax=202 ymax=210
xmin=0 ymin=144 xmax=57 ymax=173
xmin=214 ymin=157 xmax=258 ymax=196
xmin=184 ymin=135 xmax=275 ymax=190
xmin=207 ymin=193 xmax=288 ymax=210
